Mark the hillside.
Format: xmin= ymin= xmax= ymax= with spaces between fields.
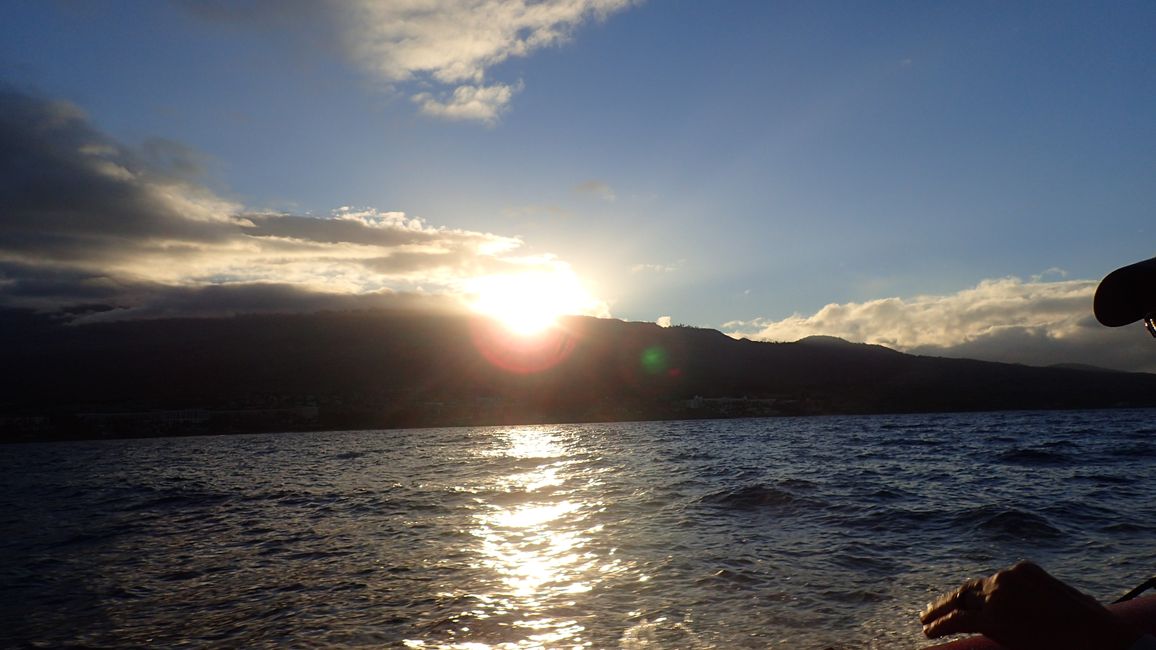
xmin=3 ymin=308 xmax=1155 ymax=440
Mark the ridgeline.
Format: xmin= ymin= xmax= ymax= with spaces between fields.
xmin=4 ymin=308 xmax=1156 ymax=441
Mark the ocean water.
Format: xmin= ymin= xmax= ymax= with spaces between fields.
xmin=2 ymin=410 xmax=1155 ymax=649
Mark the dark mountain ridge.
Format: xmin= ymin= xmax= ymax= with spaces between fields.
xmin=3 ymin=308 xmax=1155 ymax=440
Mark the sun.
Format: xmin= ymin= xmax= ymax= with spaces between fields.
xmin=466 ymin=268 xmax=597 ymax=335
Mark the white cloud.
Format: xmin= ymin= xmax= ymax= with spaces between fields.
xmin=180 ymin=0 xmax=637 ymax=123
xmin=1031 ymin=267 xmax=1068 ymax=282
xmin=413 ymin=81 xmax=523 ymax=124
xmin=726 ymin=276 xmax=1156 ymax=373
xmin=339 ymin=0 xmax=635 ymax=122
xmin=656 ymin=315 xmax=672 ymax=327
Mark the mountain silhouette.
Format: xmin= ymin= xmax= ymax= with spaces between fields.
xmin=3 ymin=308 xmax=1155 ymax=441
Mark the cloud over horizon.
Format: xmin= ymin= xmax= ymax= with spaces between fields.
xmin=0 ymin=86 xmax=607 ymax=321
xmin=725 ymin=277 xmax=1156 ymax=373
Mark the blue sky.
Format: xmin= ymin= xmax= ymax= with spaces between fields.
xmin=3 ymin=1 xmax=1155 ymax=370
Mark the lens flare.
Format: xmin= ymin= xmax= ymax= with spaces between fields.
xmin=469 ymin=318 xmax=578 ymax=374
xmin=640 ymin=346 xmax=668 ymax=374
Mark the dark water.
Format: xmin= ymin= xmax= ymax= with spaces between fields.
xmin=2 ymin=410 xmax=1155 ymax=649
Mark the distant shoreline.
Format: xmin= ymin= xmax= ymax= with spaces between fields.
xmin=7 ymin=404 xmax=1156 ymax=445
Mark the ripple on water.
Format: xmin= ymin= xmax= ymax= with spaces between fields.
xmin=698 ymin=483 xmax=823 ymax=515
xmin=954 ymin=505 xmax=1067 ymax=543
xmin=997 ymin=447 xmax=1073 ymax=465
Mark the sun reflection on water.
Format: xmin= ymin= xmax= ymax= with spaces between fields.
xmin=495 ymin=427 xmax=568 ymax=460
xmin=405 ymin=426 xmax=622 ymax=649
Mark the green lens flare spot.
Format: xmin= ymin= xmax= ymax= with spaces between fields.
xmin=641 ymin=346 xmax=668 ymax=374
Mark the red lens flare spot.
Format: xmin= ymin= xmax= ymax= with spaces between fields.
xmin=470 ymin=318 xmax=579 ymax=374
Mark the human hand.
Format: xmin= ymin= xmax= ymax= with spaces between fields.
xmin=920 ymin=561 xmax=1143 ymax=650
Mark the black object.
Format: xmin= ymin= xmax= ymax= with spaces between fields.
xmin=1114 ymin=576 xmax=1156 ymax=604
xmin=1094 ymin=257 xmax=1156 ymax=334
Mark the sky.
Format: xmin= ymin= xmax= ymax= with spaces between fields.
xmin=2 ymin=1 xmax=1156 ymax=371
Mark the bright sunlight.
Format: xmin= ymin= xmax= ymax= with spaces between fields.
xmin=466 ymin=268 xmax=600 ymax=335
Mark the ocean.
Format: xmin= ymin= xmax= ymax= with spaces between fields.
xmin=2 ymin=410 xmax=1155 ymax=649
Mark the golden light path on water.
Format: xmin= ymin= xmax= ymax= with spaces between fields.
xmin=405 ymin=426 xmax=631 ymax=649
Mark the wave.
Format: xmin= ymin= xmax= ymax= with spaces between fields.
xmin=698 ymin=483 xmax=821 ymax=514
xmin=997 ymin=447 xmax=1073 ymax=465
xmin=818 ymin=587 xmax=888 ymax=604
xmin=1073 ymin=472 xmax=1133 ymax=485
xmin=124 ymin=490 xmax=233 ymax=512
xmin=1100 ymin=521 xmax=1156 ymax=534
xmin=840 ymin=505 xmax=940 ymax=535
xmin=483 ymin=486 xmax=563 ymax=506
xmin=954 ymin=505 xmax=1066 ymax=542
xmin=876 ymin=436 xmax=946 ymax=448
xmin=1108 ymin=442 xmax=1156 ymax=458
xmin=697 ymin=567 xmax=761 ymax=587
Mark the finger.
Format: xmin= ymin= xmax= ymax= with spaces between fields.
xmin=923 ymin=609 xmax=983 ymax=639
xmin=920 ymin=590 xmax=963 ymax=624
xmin=920 ymin=579 xmax=982 ymax=625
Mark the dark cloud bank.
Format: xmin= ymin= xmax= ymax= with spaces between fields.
xmin=0 ymin=85 xmax=521 ymax=321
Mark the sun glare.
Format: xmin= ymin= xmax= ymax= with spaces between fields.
xmin=467 ymin=269 xmax=596 ymax=335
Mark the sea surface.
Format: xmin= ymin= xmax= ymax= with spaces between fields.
xmin=2 ymin=410 xmax=1156 ymax=649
